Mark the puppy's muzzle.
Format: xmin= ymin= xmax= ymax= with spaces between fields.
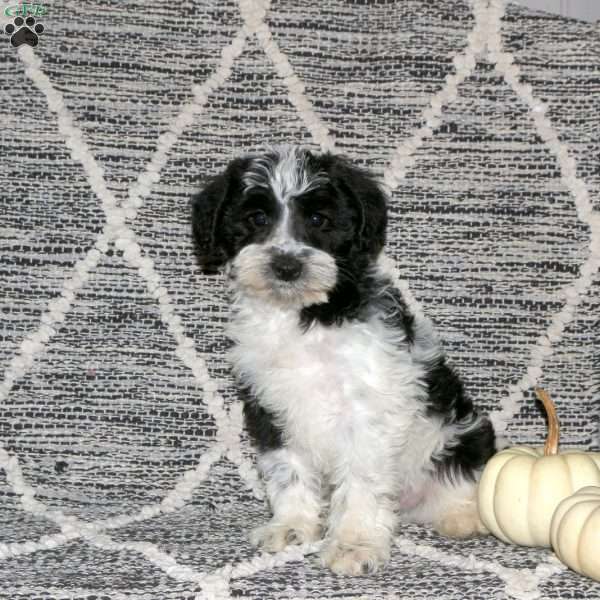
xmin=270 ymin=252 xmax=303 ymax=282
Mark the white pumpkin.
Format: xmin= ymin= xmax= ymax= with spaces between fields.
xmin=478 ymin=389 xmax=600 ymax=547
xmin=550 ymin=486 xmax=600 ymax=581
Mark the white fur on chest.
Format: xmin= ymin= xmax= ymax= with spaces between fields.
xmin=227 ymin=296 xmax=440 ymax=477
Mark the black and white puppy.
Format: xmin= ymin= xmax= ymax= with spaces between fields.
xmin=192 ymin=146 xmax=495 ymax=576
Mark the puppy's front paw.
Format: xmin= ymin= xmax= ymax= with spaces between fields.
xmin=250 ymin=520 xmax=321 ymax=552
xmin=320 ymin=538 xmax=389 ymax=576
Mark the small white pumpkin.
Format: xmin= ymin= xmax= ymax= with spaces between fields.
xmin=478 ymin=389 xmax=600 ymax=547
xmin=550 ymin=485 xmax=600 ymax=581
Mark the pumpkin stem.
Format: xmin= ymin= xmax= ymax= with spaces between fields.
xmin=535 ymin=388 xmax=559 ymax=456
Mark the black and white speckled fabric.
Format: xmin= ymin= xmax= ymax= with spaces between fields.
xmin=1 ymin=0 xmax=599 ymax=598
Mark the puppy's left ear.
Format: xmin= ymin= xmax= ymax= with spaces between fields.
xmin=191 ymin=158 xmax=246 ymax=271
xmin=329 ymin=157 xmax=388 ymax=258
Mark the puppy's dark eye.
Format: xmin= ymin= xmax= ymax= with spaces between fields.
xmin=308 ymin=212 xmax=329 ymax=228
xmin=248 ymin=211 xmax=269 ymax=227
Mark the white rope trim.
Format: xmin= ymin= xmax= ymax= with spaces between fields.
xmin=209 ymin=541 xmax=318 ymax=586
xmin=224 ymin=399 xmax=265 ymax=500
xmin=116 ymin=26 xmax=266 ymax=499
xmin=238 ymin=0 xmax=335 ymax=153
xmin=382 ymin=0 xmax=490 ymax=190
xmin=378 ymin=0 xmax=599 ymax=438
xmin=86 ymin=534 xmax=318 ymax=598
xmin=121 ymin=29 xmax=248 ymax=215
xmin=1 ymin=588 xmax=143 ymax=600
xmin=395 ymin=536 xmax=566 ymax=600
xmin=0 ymin=444 xmax=223 ymax=561
xmin=88 ymin=534 xmax=231 ymax=598
xmin=0 ymin=36 xmax=258 ymax=565
xmin=482 ymin=0 xmax=600 ymax=435
xmin=376 ymin=0 xmax=490 ymax=343
xmin=4 ymin=45 xmax=230 ymax=414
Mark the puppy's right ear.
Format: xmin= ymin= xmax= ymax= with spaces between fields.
xmin=191 ymin=159 xmax=246 ymax=271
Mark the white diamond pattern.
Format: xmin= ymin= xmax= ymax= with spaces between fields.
xmin=0 ymin=0 xmax=599 ymax=598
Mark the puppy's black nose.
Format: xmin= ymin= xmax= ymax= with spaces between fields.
xmin=271 ymin=253 xmax=303 ymax=282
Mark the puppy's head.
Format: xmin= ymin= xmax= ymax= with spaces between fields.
xmin=192 ymin=146 xmax=387 ymax=308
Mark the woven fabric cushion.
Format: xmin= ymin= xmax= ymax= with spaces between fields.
xmin=0 ymin=0 xmax=599 ymax=598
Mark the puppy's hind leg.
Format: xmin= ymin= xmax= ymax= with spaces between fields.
xmin=250 ymin=448 xmax=323 ymax=552
xmin=434 ymin=476 xmax=489 ymax=538
xmin=406 ymin=474 xmax=488 ymax=539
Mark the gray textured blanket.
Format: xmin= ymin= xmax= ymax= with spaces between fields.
xmin=1 ymin=0 xmax=599 ymax=598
